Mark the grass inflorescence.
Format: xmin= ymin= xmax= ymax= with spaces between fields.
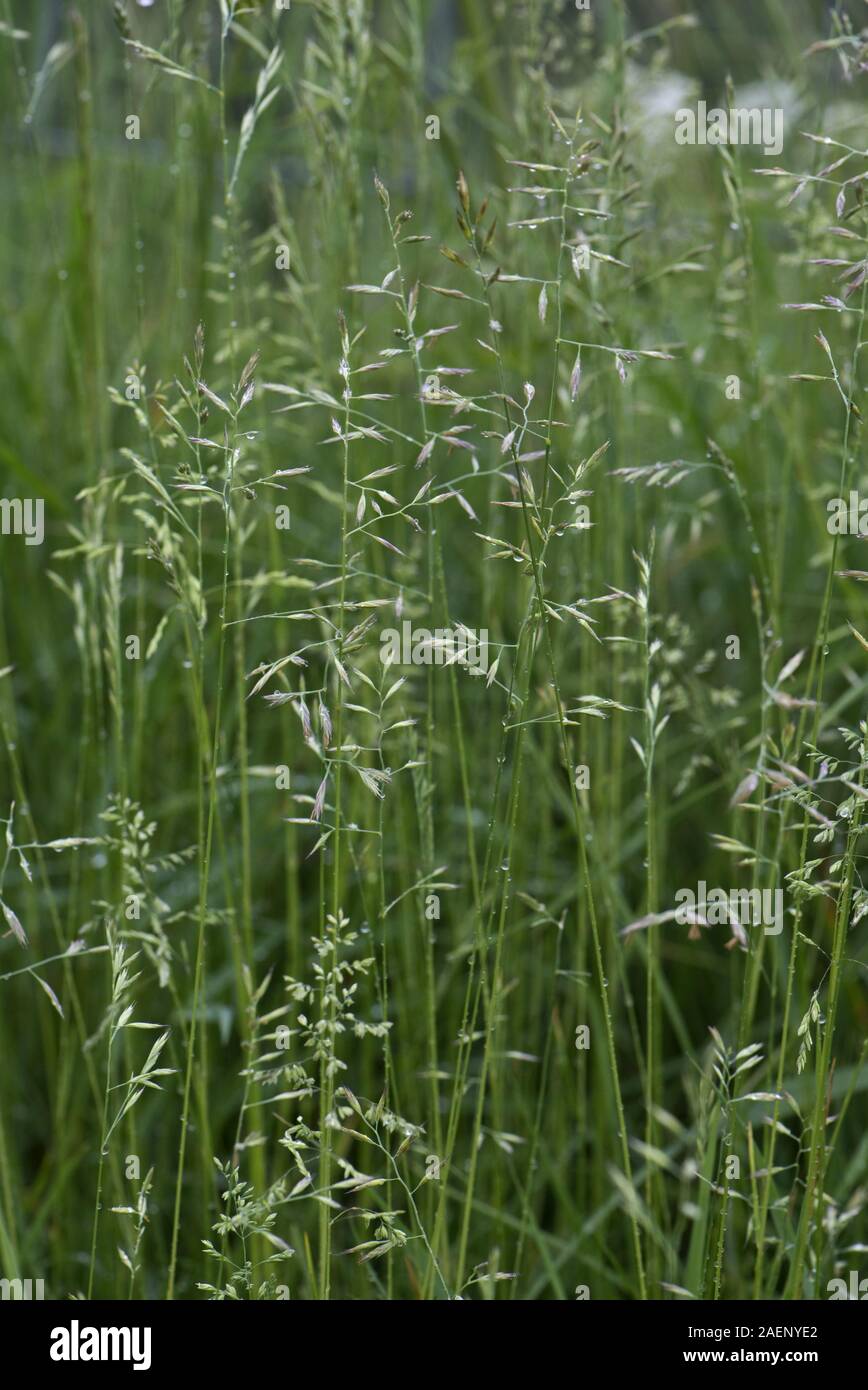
xmin=1 ymin=0 xmax=868 ymax=1302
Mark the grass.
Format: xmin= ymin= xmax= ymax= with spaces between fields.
xmin=1 ymin=0 xmax=868 ymax=1302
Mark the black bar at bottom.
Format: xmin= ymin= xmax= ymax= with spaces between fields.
xmin=2 ymin=1296 xmax=863 ymax=1375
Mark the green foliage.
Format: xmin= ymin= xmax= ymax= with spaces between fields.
xmin=1 ymin=0 xmax=868 ymax=1302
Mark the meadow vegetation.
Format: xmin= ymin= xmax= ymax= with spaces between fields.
xmin=1 ymin=0 xmax=868 ymax=1300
